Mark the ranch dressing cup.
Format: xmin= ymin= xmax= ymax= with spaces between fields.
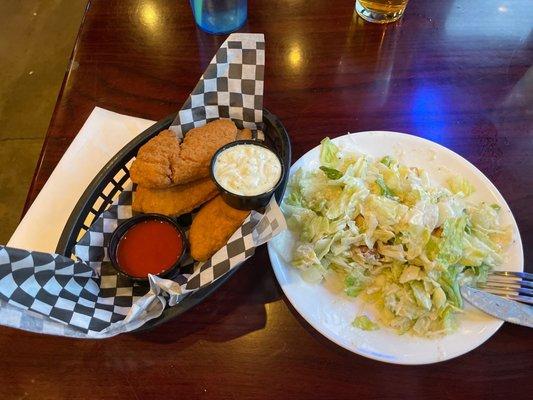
xmin=211 ymin=140 xmax=284 ymax=210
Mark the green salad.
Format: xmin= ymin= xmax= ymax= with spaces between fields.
xmin=283 ymin=138 xmax=512 ymax=337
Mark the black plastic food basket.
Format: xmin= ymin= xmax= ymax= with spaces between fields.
xmin=56 ymin=109 xmax=291 ymax=331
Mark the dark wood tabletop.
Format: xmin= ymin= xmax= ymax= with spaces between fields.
xmin=2 ymin=0 xmax=532 ymax=398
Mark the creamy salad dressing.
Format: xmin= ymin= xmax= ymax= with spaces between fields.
xmin=214 ymin=144 xmax=282 ymax=196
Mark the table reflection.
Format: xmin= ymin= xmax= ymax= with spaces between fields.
xmin=411 ymin=84 xmax=450 ymax=145
xmin=337 ymin=12 xmax=404 ymax=109
xmin=445 ymin=0 xmax=532 ymax=39
xmin=140 ymin=2 xmax=159 ymax=30
xmin=287 ymin=42 xmax=303 ymax=70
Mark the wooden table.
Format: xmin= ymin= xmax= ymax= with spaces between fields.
xmin=2 ymin=0 xmax=532 ymax=398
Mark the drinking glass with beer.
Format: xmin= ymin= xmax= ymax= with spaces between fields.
xmin=355 ymin=0 xmax=410 ymax=23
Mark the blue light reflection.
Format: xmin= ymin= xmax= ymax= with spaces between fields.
xmin=410 ymin=84 xmax=450 ymax=146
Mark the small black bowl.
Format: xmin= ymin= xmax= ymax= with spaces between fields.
xmin=210 ymin=140 xmax=284 ymax=210
xmin=108 ymin=213 xmax=187 ymax=282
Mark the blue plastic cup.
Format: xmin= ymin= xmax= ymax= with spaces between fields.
xmin=190 ymin=0 xmax=247 ymax=35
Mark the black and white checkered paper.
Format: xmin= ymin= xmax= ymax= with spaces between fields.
xmin=0 ymin=33 xmax=286 ymax=338
xmin=170 ymin=33 xmax=265 ymax=136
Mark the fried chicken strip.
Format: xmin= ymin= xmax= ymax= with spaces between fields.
xmin=129 ymin=130 xmax=181 ymax=188
xmin=132 ymin=178 xmax=218 ymax=217
xmin=236 ymin=128 xmax=253 ymax=140
xmin=189 ymin=196 xmax=250 ymax=261
xmin=130 ymin=119 xmax=238 ymax=189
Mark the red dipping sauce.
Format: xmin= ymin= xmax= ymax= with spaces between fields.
xmin=116 ymin=219 xmax=184 ymax=278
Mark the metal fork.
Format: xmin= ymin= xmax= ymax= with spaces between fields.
xmin=476 ymin=271 xmax=533 ymax=305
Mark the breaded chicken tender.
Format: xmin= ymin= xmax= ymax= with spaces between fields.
xmin=132 ymin=178 xmax=218 ymax=217
xmin=130 ymin=119 xmax=238 ymax=189
xmin=236 ymin=128 xmax=253 ymax=140
xmin=189 ymin=196 xmax=250 ymax=261
xmin=129 ymin=130 xmax=181 ymax=188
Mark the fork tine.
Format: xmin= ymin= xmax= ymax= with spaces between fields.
xmin=486 ymin=277 xmax=533 ymax=289
xmin=478 ymin=283 xmax=533 ymax=296
xmin=479 ymin=290 xmax=533 ymax=305
xmin=490 ymin=271 xmax=533 ymax=281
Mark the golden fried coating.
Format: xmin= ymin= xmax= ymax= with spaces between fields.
xmin=189 ymin=196 xmax=250 ymax=261
xmin=132 ymin=178 xmax=218 ymax=217
xmin=129 ymin=119 xmax=239 ymax=189
xmin=236 ymin=128 xmax=253 ymax=140
xmin=168 ymin=157 xmax=206 ymax=186
xmin=180 ymin=119 xmax=238 ymax=164
xmin=129 ymin=130 xmax=181 ymax=188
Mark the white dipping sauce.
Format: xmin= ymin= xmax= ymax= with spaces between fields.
xmin=214 ymin=144 xmax=282 ymax=196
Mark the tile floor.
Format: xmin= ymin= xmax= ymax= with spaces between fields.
xmin=0 ymin=0 xmax=87 ymax=243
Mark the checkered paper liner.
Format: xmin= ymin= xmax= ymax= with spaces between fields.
xmin=170 ymin=32 xmax=265 ymax=137
xmin=0 ymin=33 xmax=286 ymax=338
xmin=0 ymin=186 xmax=285 ymax=337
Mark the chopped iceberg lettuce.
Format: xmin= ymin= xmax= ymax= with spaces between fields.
xmin=448 ymin=176 xmax=476 ymax=197
xmin=283 ymin=138 xmax=511 ymax=337
xmin=353 ymin=315 xmax=380 ymax=331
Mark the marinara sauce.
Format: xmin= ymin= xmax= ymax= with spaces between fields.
xmin=116 ymin=219 xmax=183 ymax=278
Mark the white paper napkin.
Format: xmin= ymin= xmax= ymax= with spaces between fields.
xmin=8 ymin=107 xmax=155 ymax=252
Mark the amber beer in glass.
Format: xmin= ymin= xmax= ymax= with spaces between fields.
xmin=355 ymin=0 xmax=410 ymax=23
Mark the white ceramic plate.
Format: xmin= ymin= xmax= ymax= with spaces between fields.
xmin=268 ymin=131 xmax=523 ymax=365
